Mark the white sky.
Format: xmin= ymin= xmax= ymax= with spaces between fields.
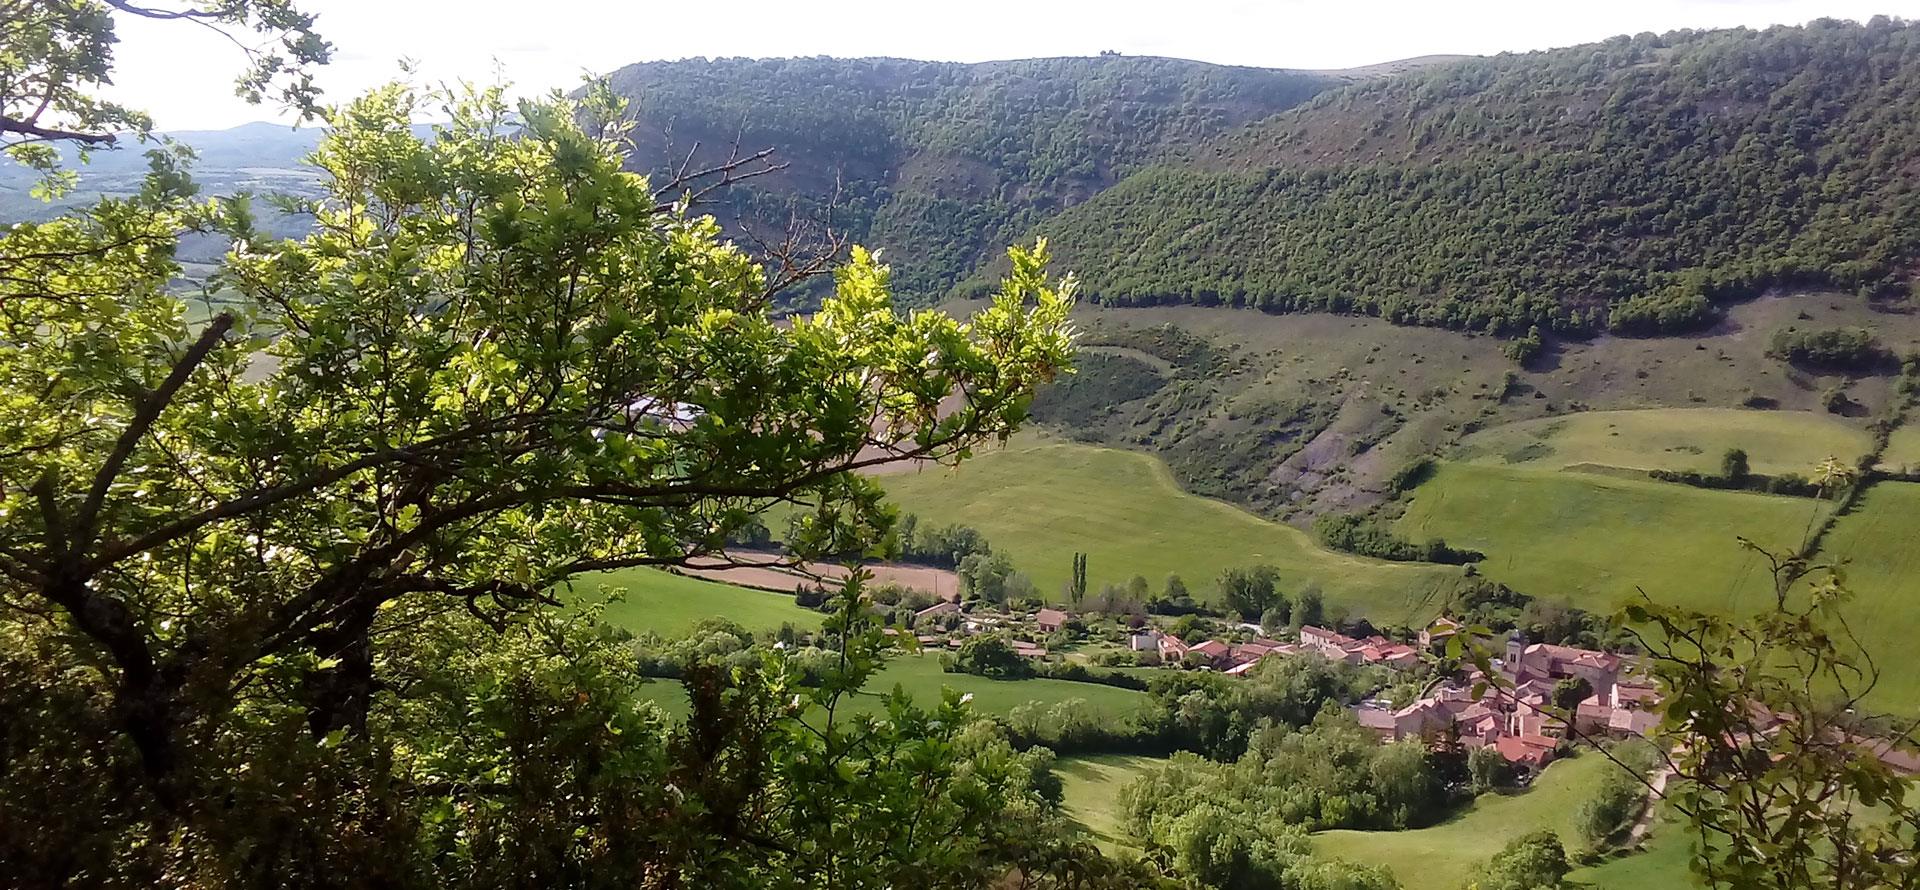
xmin=108 ymin=0 xmax=1920 ymax=130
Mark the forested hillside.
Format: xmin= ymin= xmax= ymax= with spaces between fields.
xmin=601 ymin=56 xmax=1340 ymax=299
xmin=1036 ymin=18 xmax=1920 ymax=337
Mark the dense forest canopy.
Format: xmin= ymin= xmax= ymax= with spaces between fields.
xmin=601 ymin=55 xmax=1341 ymax=300
xmin=1034 ymin=18 xmax=1920 ymax=336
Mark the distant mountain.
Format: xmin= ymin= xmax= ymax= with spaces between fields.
xmin=0 ymin=122 xmax=328 ymax=222
xmin=600 ymin=55 xmax=1345 ymax=301
xmin=1035 ymin=18 xmax=1920 ymax=336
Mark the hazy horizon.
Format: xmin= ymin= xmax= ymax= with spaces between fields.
xmin=104 ymin=1 xmax=1920 ymax=130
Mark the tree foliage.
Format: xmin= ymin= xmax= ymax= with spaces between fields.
xmin=0 ymin=65 xmax=1080 ymax=884
xmin=1767 ymin=326 xmax=1890 ymax=372
xmin=1622 ymin=537 xmax=1920 ymax=890
xmin=2 ymin=0 xmax=328 ymax=187
xmin=1465 ymin=830 xmax=1571 ymax=890
xmin=1218 ymin=565 xmax=1286 ymax=623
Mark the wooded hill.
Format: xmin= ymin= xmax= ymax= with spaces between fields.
xmin=1036 ymin=18 xmax=1920 ymax=336
xmin=600 ymin=56 xmax=1341 ymax=299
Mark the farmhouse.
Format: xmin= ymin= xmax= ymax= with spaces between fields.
xmin=1034 ymin=608 xmax=1069 ymax=633
xmin=1300 ymin=626 xmax=1420 ymax=667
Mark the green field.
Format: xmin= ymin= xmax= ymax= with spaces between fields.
xmin=1455 ymin=408 xmax=1871 ymax=476
xmin=1809 ymin=482 xmax=1920 ymax=713
xmin=1056 ymin=754 xmax=1163 ymax=851
xmin=637 ymin=652 xmax=1154 ymax=722
xmin=881 ymin=437 xmax=1459 ymax=623
xmin=1883 ymin=425 xmax=1920 ymax=472
xmin=563 ymin=567 xmax=822 ymax=637
xmin=1313 ymin=754 xmax=1638 ymax=890
xmin=1397 ymin=461 xmax=1825 ymax=616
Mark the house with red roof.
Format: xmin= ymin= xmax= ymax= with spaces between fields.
xmin=1494 ymin=733 xmax=1559 ymax=768
xmin=1189 ymin=639 xmax=1233 ymax=668
xmin=1034 ymin=608 xmax=1069 ymax=633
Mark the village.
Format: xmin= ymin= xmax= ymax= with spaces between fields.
xmin=904 ymin=598 xmax=1664 ymax=774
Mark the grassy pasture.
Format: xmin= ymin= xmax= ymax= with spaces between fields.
xmin=1397 ymin=462 xmax=1824 ymax=617
xmin=1811 ymin=482 xmax=1920 ymax=712
xmin=1883 ymin=424 xmax=1920 ymax=471
xmin=562 ymin=567 xmax=822 ymax=638
xmin=1312 ymin=754 xmax=1627 ymax=890
xmin=880 ymin=436 xmax=1460 ymax=623
xmin=1454 ymin=408 xmax=1871 ymax=476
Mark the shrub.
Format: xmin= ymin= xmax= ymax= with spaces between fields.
xmin=1470 ymin=830 xmax=1572 ymax=890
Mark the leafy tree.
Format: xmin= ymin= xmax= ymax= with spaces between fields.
xmin=1468 ymin=830 xmax=1571 ymax=890
xmin=1068 ymin=551 xmax=1089 ymax=605
xmin=1468 ymin=745 xmax=1513 ymax=795
xmin=1577 ymin=763 xmax=1648 ymax=848
xmin=0 ymin=59 xmax=1076 ymax=883
xmin=1720 ymin=448 xmax=1750 ymax=485
xmin=1165 ymin=573 xmax=1190 ymax=601
xmin=1292 ymin=587 xmax=1325 ymax=631
xmin=1219 ymin=565 xmax=1285 ymax=623
xmin=959 ymin=551 xmax=1017 ymax=603
xmin=953 ymin=635 xmax=1033 ymax=680
xmin=1550 ymin=676 xmax=1593 ymax=713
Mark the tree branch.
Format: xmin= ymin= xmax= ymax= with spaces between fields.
xmin=70 ymin=313 xmax=236 ymax=553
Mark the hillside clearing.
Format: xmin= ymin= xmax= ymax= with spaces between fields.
xmin=1454 ymin=408 xmax=1871 ymax=476
xmin=880 ymin=435 xmax=1460 ymax=623
xmin=562 ymin=567 xmax=822 ymax=638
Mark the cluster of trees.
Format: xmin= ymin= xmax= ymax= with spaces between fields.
xmin=1446 ymin=578 xmax=1631 ymax=652
xmin=993 ymin=652 xmax=1387 ymax=762
xmin=1312 ymin=513 xmax=1483 ymax=564
xmin=1649 ymin=448 xmax=1823 ymax=497
xmin=888 ymin=514 xmax=1041 ymax=604
xmin=1121 ymin=705 xmax=1451 ymax=843
xmin=1209 ymin=566 xmax=1326 ymax=629
xmin=601 ymin=55 xmax=1338 ymax=301
xmin=1766 ymin=326 xmax=1890 ymax=372
xmin=1044 ymin=20 xmax=1920 ymax=338
xmin=894 ymin=514 xmax=994 ymax=567
xmin=950 ymin=635 xmax=1035 ymax=679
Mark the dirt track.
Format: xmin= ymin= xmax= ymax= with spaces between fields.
xmin=679 ymin=549 xmax=959 ymax=601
